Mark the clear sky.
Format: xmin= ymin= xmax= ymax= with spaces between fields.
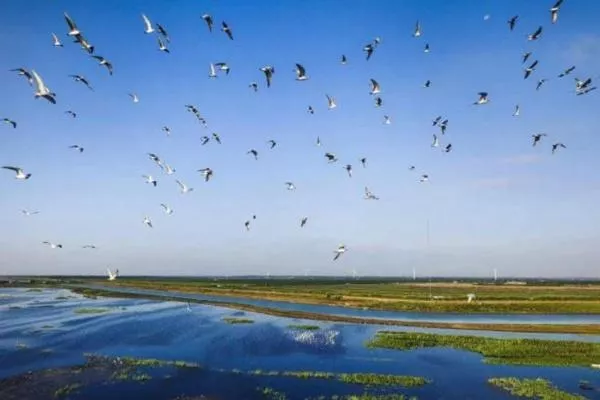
xmin=1 ymin=0 xmax=599 ymax=277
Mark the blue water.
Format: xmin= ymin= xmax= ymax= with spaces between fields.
xmin=1 ymin=288 xmax=599 ymax=400
xmin=78 ymin=283 xmax=600 ymax=325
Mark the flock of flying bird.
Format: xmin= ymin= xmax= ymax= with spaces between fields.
xmin=2 ymin=0 xmax=596 ymax=276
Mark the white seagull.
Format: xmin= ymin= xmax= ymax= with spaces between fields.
xmin=163 ymin=163 xmax=175 ymax=175
xmin=162 ymin=126 xmax=171 ymax=136
xmin=420 ymin=174 xmax=429 ymax=183
xmin=129 ymin=93 xmax=139 ymax=103
xmin=143 ymin=216 xmax=153 ymax=228
xmin=383 ymin=115 xmax=391 ymax=125
xmin=528 ymin=26 xmax=543 ymax=41
xmin=158 ymin=37 xmax=170 ymax=53
xmin=107 ymin=268 xmax=119 ymax=281
xmin=550 ymin=0 xmax=564 ymax=24
xmin=473 ymin=92 xmax=489 ymax=105
xmin=198 ymin=167 xmax=213 ymax=182
xmin=3 ymin=166 xmax=31 ymax=180
xmin=69 ymin=75 xmax=93 ymax=91
xmin=68 ymin=145 xmax=84 ymax=153
xmin=42 ymin=241 xmax=63 ymax=249
xmin=513 ymin=105 xmax=520 ymax=117
xmin=160 ymin=203 xmax=174 ymax=215
xmin=295 ymin=63 xmax=308 ymax=81
xmin=215 ymin=62 xmax=230 ymax=75
xmin=142 ymin=175 xmax=157 ymax=187
xmin=326 ymin=94 xmax=337 ymax=109
xmin=21 ymin=209 xmax=40 ymax=216
xmin=333 ymin=244 xmax=346 ymax=261
xmin=64 ymin=13 xmax=80 ymax=36
xmin=209 ymin=63 xmax=217 ymax=78
xmin=202 ymin=14 xmax=214 ymax=32
xmin=3 ymin=118 xmax=17 ymax=128
xmin=176 ymin=179 xmax=194 ymax=194
xmin=364 ymin=187 xmax=380 ymax=200
xmin=32 ymin=70 xmax=56 ymax=104
xmin=285 ymin=182 xmax=296 ymax=190
xmin=431 ymin=134 xmax=440 ymax=148
xmin=413 ymin=21 xmax=422 ymax=37
xmin=260 ymin=66 xmax=275 ymax=87
xmin=52 ymin=33 xmax=63 ymax=47
xmin=369 ymin=79 xmax=381 ymax=95
xmin=142 ymin=14 xmax=155 ymax=34
xmin=91 ymin=56 xmax=113 ymax=75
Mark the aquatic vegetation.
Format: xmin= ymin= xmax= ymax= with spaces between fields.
xmin=54 ymin=383 xmax=81 ymax=398
xmin=306 ymin=395 xmax=414 ymax=400
xmin=15 ymin=342 xmax=28 ymax=350
xmin=288 ymin=324 xmax=320 ymax=330
xmin=41 ymin=324 xmax=54 ymax=329
xmin=488 ymin=377 xmax=585 ymax=399
xmin=258 ymin=386 xmax=288 ymax=400
xmin=338 ymin=373 xmax=429 ymax=387
xmin=55 ymin=296 xmax=68 ymax=300
xmin=367 ymin=332 xmax=600 ymax=367
xmin=222 ymin=317 xmax=254 ymax=324
xmin=132 ymin=373 xmax=152 ymax=382
xmin=74 ymin=307 xmax=111 ymax=314
xmin=26 ymin=288 xmax=43 ymax=292
xmin=67 ymin=288 xmax=600 ymax=334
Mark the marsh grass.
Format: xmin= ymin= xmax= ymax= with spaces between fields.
xmin=222 ymin=317 xmax=254 ymax=324
xmin=367 ymin=332 xmax=600 ymax=367
xmin=26 ymin=288 xmax=43 ymax=292
xmin=488 ymin=377 xmax=585 ymax=399
xmin=54 ymin=383 xmax=81 ymax=398
xmin=74 ymin=307 xmax=110 ymax=315
xmin=245 ymin=369 xmax=428 ymax=387
xmin=259 ymin=386 xmax=288 ymax=400
xmin=288 ymin=324 xmax=320 ymax=330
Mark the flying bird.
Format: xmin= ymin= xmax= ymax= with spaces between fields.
xmin=74 ymin=33 xmax=94 ymax=54
xmin=432 ymin=116 xmax=442 ymax=126
xmin=142 ymin=175 xmax=157 ymax=186
xmin=408 ymin=166 xmax=416 ymax=171
xmin=508 ymin=15 xmax=519 ymax=31
xmin=244 ymin=220 xmax=251 ymax=231
xmin=200 ymin=136 xmax=210 ymax=145
xmin=148 ymin=153 xmax=163 ymax=167
xmin=214 ymin=62 xmax=230 ymax=75
xmin=198 ymin=168 xmax=213 ymax=182
xmin=341 ymin=55 xmax=347 ymax=65
xmin=300 ymin=217 xmax=308 ymax=228
xmin=82 ymin=245 xmax=96 ymax=249
xmin=324 ymin=152 xmax=338 ymax=163
xmin=91 ymin=56 xmax=113 ymax=75
xmin=522 ymin=52 xmax=532 ymax=64
xmin=156 ymin=23 xmax=170 ymax=42
xmin=383 ymin=115 xmax=391 ymax=125
xmin=363 ymin=43 xmax=375 ymax=60
xmin=212 ymin=133 xmax=222 ymax=144
xmin=424 ymin=80 xmax=431 ymax=88
xmin=316 ymin=137 xmax=321 ymax=146
xmin=249 ymin=82 xmax=258 ymax=92
xmin=439 ymin=119 xmax=448 ymax=135
xmin=532 ymin=133 xmax=547 ymax=146
xmin=158 ymin=37 xmax=170 ymax=53
xmin=360 ymin=158 xmax=367 ymax=168
xmin=369 ymin=79 xmax=381 ymax=95
xmin=420 ymin=174 xmax=429 ymax=183
xmin=32 ymin=70 xmax=56 ymax=104
xmin=513 ymin=105 xmax=520 ymax=116
xmin=308 ymin=106 xmax=315 ymax=114
xmin=141 ymin=14 xmax=155 ymax=34
xmin=536 ymin=79 xmax=548 ymax=91
xmin=176 ymin=180 xmax=194 ymax=194
xmin=163 ymin=163 xmax=175 ymax=175
xmin=295 ymin=63 xmax=308 ymax=80
xmin=575 ymin=77 xmax=592 ymax=92
xmin=333 ymin=245 xmax=346 ymax=261
xmin=65 ymin=110 xmax=77 ymax=118
xmin=444 ymin=144 xmax=452 ymax=153
xmin=260 ymin=66 xmax=275 ymax=87
xmin=550 ymin=0 xmax=564 ymax=24
xmin=431 ymin=134 xmax=440 ymax=148
xmin=3 ymin=118 xmax=16 ymax=128
xmin=528 ymin=26 xmax=543 ymax=41
xmin=221 ymin=21 xmax=233 ymax=40
xmin=285 ymin=182 xmax=296 ymax=190
xmin=202 ymin=14 xmax=214 ymax=32
xmin=424 ymin=43 xmax=430 ymax=53
xmin=247 ymin=149 xmax=258 ymax=160
xmin=374 ymin=96 xmax=383 ymax=107
xmin=364 ymin=187 xmax=379 ymax=200
xmin=107 ymin=268 xmax=119 ymax=281
xmin=160 ymin=203 xmax=174 ymax=215
xmin=413 ymin=20 xmax=422 ymax=37
xmin=524 ymin=60 xmax=538 ymax=79
xmin=345 ymin=164 xmax=352 ymax=177
xmin=326 ymin=94 xmax=337 ymax=109
xmin=42 ymin=241 xmax=62 ymax=249
xmin=68 ymin=145 xmax=84 ymax=152
xmin=3 ymin=166 xmax=31 ymax=180
xmin=69 ymin=74 xmax=93 ymax=91
xmin=267 ymin=140 xmax=277 ymax=149
xmin=129 ymin=93 xmax=139 ymax=103
xmin=21 ymin=209 xmax=40 ymax=216
xmin=52 ymin=33 xmax=63 ymax=47
xmin=162 ymin=126 xmax=171 ymax=136
xmin=473 ymin=92 xmax=489 ymax=105
xmin=208 ymin=64 xmax=217 ymax=78
xmin=552 ymin=142 xmax=566 ymax=154
xmin=64 ymin=12 xmax=80 ymax=36
xmin=143 ymin=216 xmax=153 ymax=228
xmin=558 ymin=66 xmax=576 ymax=78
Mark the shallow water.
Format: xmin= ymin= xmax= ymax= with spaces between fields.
xmin=1 ymin=288 xmax=599 ymax=400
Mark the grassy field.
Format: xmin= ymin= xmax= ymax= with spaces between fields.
xmin=67 ymin=287 xmax=600 ymax=334
xmin=488 ymin=377 xmax=586 ymax=400
xmin=367 ymin=331 xmax=600 ymax=367
xmin=92 ymin=277 xmax=600 ymax=314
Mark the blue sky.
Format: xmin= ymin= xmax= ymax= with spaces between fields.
xmin=1 ymin=0 xmax=599 ymax=277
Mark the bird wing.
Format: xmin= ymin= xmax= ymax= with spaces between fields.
xmin=31 ymin=70 xmax=46 ymax=93
xmin=142 ymin=14 xmax=152 ymax=31
xmin=296 ymin=63 xmax=305 ymax=76
xmin=2 ymin=166 xmax=20 ymax=173
xmin=64 ymin=13 xmax=77 ymax=31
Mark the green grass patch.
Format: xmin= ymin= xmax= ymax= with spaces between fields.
xmin=222 ymin=317 xmax=254 ymax=324
xmin=54 ymin=383 xmax=81 ymax=398
xmin=488 ymin=377 xmax=585 ymax=399
xmin=288 ymin=324 xmax=320 ymax=330
xmin=26 ymin=288 xmax=43 ymax=292
xmin=338 ymin=373 xmax=429 ymax=387
xmin=367 ymin=331 xmax=600 ymax=367
xmin=74 ymin=307 xmax=110 ymax=315
xmin=258 ymin=386 xmax=288 ymax=400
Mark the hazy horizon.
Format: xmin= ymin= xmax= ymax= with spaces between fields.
xmin=1 ymin=0 xmax=599 ymax=278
